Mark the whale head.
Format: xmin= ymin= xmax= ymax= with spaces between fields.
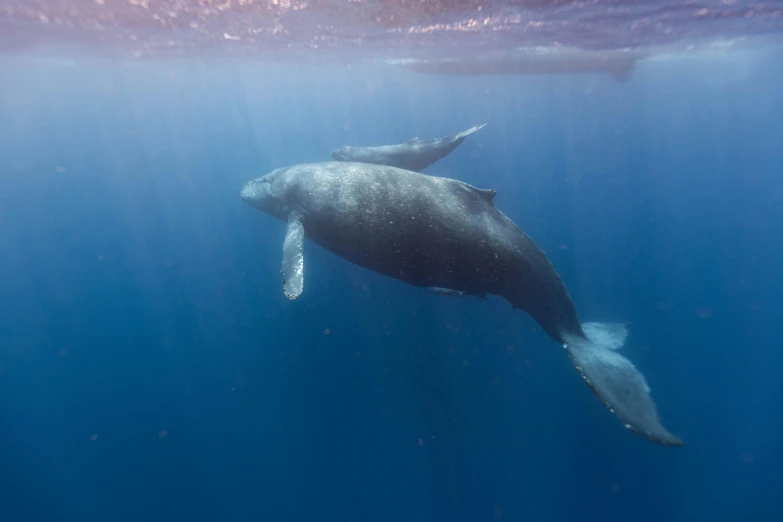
xmin=240 ymin=168 xmax=300 ymax=220
xmin=330 ymin=146 xmax=352 ymax=161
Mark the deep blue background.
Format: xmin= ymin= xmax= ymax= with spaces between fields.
xmin=1 ymin=51 xmax=781 ymax=522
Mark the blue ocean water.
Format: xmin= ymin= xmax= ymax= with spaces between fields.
xmin=1 ymin=49 xmax=782 ymax=522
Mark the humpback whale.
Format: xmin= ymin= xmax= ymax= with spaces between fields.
xmin=330 ymin=123 xmax=486 ymax=172
xmin=240 ymin=162 xmax=682 ymax=447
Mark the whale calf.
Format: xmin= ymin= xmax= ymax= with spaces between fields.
xmin=330 ymin=123 xmax=486 ymax=172
xmin=240 ymin=162 xmax=682 ymax=447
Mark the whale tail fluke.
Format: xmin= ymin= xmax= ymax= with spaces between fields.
xmin=608 ymin=60 xmax=635 ymax=83
xmin=563 ymin=322 xmax=683 ymax=447
xmin=452 ymin=123 xmax=487 ymax=142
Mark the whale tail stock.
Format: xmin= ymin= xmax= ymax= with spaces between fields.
xmin=562 ymin=322 xmax=683 ymax=447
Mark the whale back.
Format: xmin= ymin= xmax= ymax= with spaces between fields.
xmin=282 ymin=162 xmax=584 ymax=342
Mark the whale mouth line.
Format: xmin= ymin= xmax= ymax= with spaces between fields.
xmin=240 ymin=178 xmax=270 ymax=203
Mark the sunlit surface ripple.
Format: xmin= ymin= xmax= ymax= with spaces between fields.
xmin=1 ymin=0 xmax=782 ymax=60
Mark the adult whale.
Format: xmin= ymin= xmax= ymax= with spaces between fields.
xmin=330 ymin=123 xmax=486 ymax=172
xmin=240 ymin=162 xmax=683 ymax=447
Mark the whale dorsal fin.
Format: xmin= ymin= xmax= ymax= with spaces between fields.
xmin=473 ymin=187 xmax=497 ymax=204
xmin=456 ymin=181 xmax=497 ymax=206
xmin=405 ymin=137 xmax=420 ymax=144
xmin=281 ymin=210 xmax=305 ymax=300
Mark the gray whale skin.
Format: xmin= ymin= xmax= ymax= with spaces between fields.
xmin=240 ymin=161 xmax=683 ymax=447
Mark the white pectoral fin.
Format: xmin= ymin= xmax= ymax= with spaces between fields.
xmin=281 ymin=210 xmax=305 ymax=300
xmin=565 ymin=323 xmax=683 ymax=447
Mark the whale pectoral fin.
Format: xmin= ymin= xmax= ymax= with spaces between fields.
xmin=426 ymin=286 xmax=468 ymax=299
xmin=281 ymin=210 xmax=305 ymax=300
xmin=565 ymin=323 xmax=683 ymax=447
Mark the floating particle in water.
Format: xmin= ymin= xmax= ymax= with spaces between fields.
xmin=493 ymin=506 xmax=503 ymax=520
xmin=58 ymin=349 xmax=68 ymax=357
xmin=158 ymin=430 xmax=167 ymax=438
xmin=55 ymin=166 xmax=66 ymax=173
xmin=558 ymin=243 xmax=568 ymax=250
xmin=324 ymin=328 xmax=330 ymax=335
xmin=611 ymin=482 xmax=620 ymax=492
xmin=696 ymin=306 xmax=713 ymax=319
xmin=417 ymin=438 xmax=423 ymax=446
xmin=90 ymin=434 xmax=99 ymax=442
